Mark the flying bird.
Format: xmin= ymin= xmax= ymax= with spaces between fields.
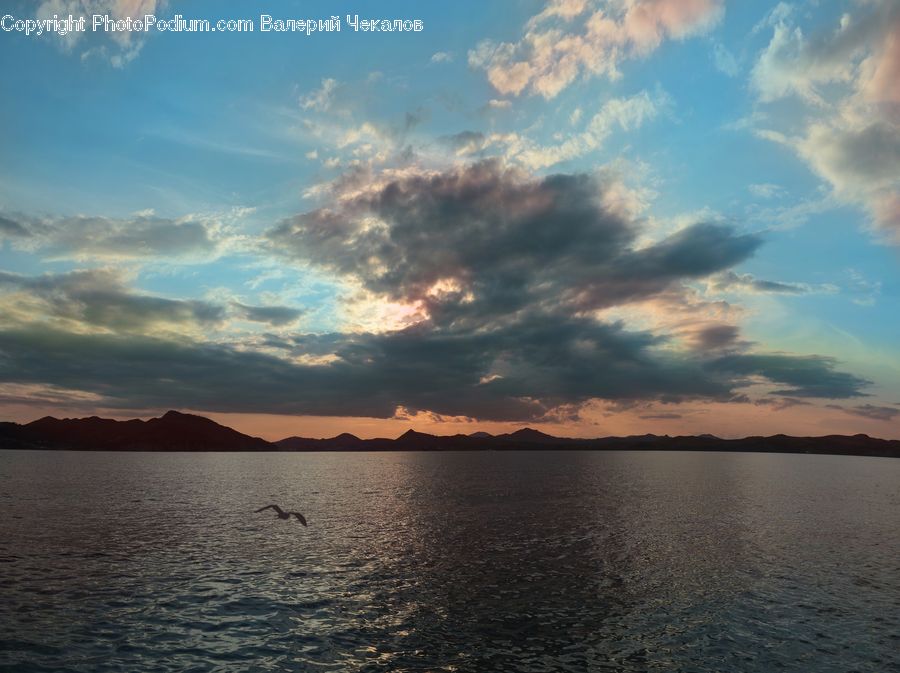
xmin=255 ymin=504 xmax=307 ymax=526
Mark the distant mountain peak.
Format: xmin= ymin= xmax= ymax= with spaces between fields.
xmin=159 ymin=410 xmax=208 ymax=421
xmin=510 ymin=427 xmax=554 ymax=439
xmin=153 ymin=410 xmax=224 ymax=428
xmin=493 ymin=427 xmax=566 ymax=445
xmin=9 ymin=410 xmax=272 ymax=451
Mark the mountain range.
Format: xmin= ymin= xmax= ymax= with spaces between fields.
xmin=0 ymin=410 xmax=897 ymax=457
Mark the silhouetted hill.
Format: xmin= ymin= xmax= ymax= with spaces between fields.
xmin=275 ymin=427 xmax=899 ymax=457
xmin=277 ymin=432 xmax=365 ymax=451
xmin=1 ymin=412 xmax=898 ymax=457
xmin=0 ymin=410 xmax=273 ymax=451
xmin=496 ymin=428 xmax=567 ymax=444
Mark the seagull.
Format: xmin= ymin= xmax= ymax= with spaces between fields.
xmin=255 ymin=504 xmax=307 ymax=526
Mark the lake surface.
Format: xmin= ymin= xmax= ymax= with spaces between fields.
xmin=1 ymin=450 xmax=898 ymax=672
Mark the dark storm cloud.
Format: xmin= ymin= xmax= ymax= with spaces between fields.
xmin=0 ymin=315 xmax=739 ymax=421
xmin=0 ymin=161 xmax=873 ymax=420
xmin=318 ymin=310 xmax=739 ymax=415
xmin=707 ymin=354 xmax=870 ymax=399
xmin=0 ymin=303 xmax=870 ymax=421
xmin=269 ymin=160 xmax=762 ymax=324
xmin=0 ymin=212 xmax=217 ymax=259
xmin=232 ymin=302 xmax=304 ymax=326
xmin=0 ymin=270 xmax=224 ymax=331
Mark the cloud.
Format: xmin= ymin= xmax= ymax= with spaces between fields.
xmin=404 ymin=108 xmax=430 ymax=133
xmin=711 ymin=41 xmax=739 ymax=77
xmin=526 ymin=0 xmax=591 ymax=28
xmin=469 ymin=0 xmax=723 ymax=99
xmin=0 ymin=212 xmax=218 ymax=261
xmin=35 ymin=0 xmax=166 ymax=67
xmin=748 ymin=183 xmax=784 ymax=199
xmin=0 ymin=269 xmax=310 ymax=336
xmin=299 ymin=78 xmax=339 ymax=112
xmin=0 ymin=269 xmax=224 ymax=334
xmin=0 ymin=383 xmax=105 ymax=410
xmin=270 ymin=160 xmax=762 ymax=321
xmin=439 ymin=131 xmax=488 ymax=156
xmin=0 ymin=161 xmax=871 ymax=420
xmin=0 ymin=314 xmax=868 ymax=420
xmin=430 ymin=51 xmax=453 ymax=64
xmin=794 ymin=118 xmax=900 ymax=200
xmin=708 ymin=271 xmax=812 ymax=294
xmin=751 ymin=19 xmax=853 ymax=105
xmin=501 ymin=89 xmax=668 ymax=169
xmin=707 ymin=354 xmax=870 ymax=399
xmin=755 ymin=396 xmax=812 ymax=411
xmin=0 ymin=215 xmax=30 ymax=238
xmin=0 ymin=316 xmax=768 ymax=420
xmin=284 ymin=75 xmax=437 ymax=171
xmin=842 ymin=404 xmax=900 ymax=422
xmin=231 ymin=302 xmax=304 ymax=326
xmin=751 ymin=0 xmax=900 ymax=241
xmin=688 ymin=324 xmax=742 ymax=351
xmin=844 ymin=268 xmax=881 ymax=306
xmin=751 ymin=2 xmax=900 ymax=106
xmin=0 ymin=321 xmax=725 ymax=420
xmin=293 ymin=107 xmax=421 ymax=169
xmin=751 ymin=2 xmax=793 ymax=37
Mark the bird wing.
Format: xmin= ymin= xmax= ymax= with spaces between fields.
xmin=255 ymin=505 xmax=283 ymax=514
xmin=291 ymin=512 xmax=308 ymax=526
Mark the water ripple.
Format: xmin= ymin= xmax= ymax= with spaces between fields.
xmin=1 ymin=450 xmax=898 ymax=672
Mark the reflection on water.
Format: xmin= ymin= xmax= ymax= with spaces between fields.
xmin=1 ymin=450 xmax=898 ymax=672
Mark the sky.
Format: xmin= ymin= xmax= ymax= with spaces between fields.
xmin=0 ymin=0 xmax=898 ymax=440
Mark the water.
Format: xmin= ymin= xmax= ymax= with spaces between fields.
xmin=0 ymin=450 xmax=898 ymax=673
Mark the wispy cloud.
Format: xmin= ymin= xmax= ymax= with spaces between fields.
xmin=36 ymin=0 xmax=167 ymax=66
xmin=750 ymin=0 xmax=900 ymax=242
xmin=448 ymin=89 xmax=668 ymax=169
xmin=0 ymin=211 xmax=220 ymax=262
xmin=707 ymin=271 xmax=835 ymax=295
xmin=829 ymin=403 xmax=900 ymax=422
xmin=469 ymin=0 xmax=723 ymax=99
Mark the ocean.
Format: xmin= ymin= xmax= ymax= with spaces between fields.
xmin=1 ymin=449 xmax=898 ymax=672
